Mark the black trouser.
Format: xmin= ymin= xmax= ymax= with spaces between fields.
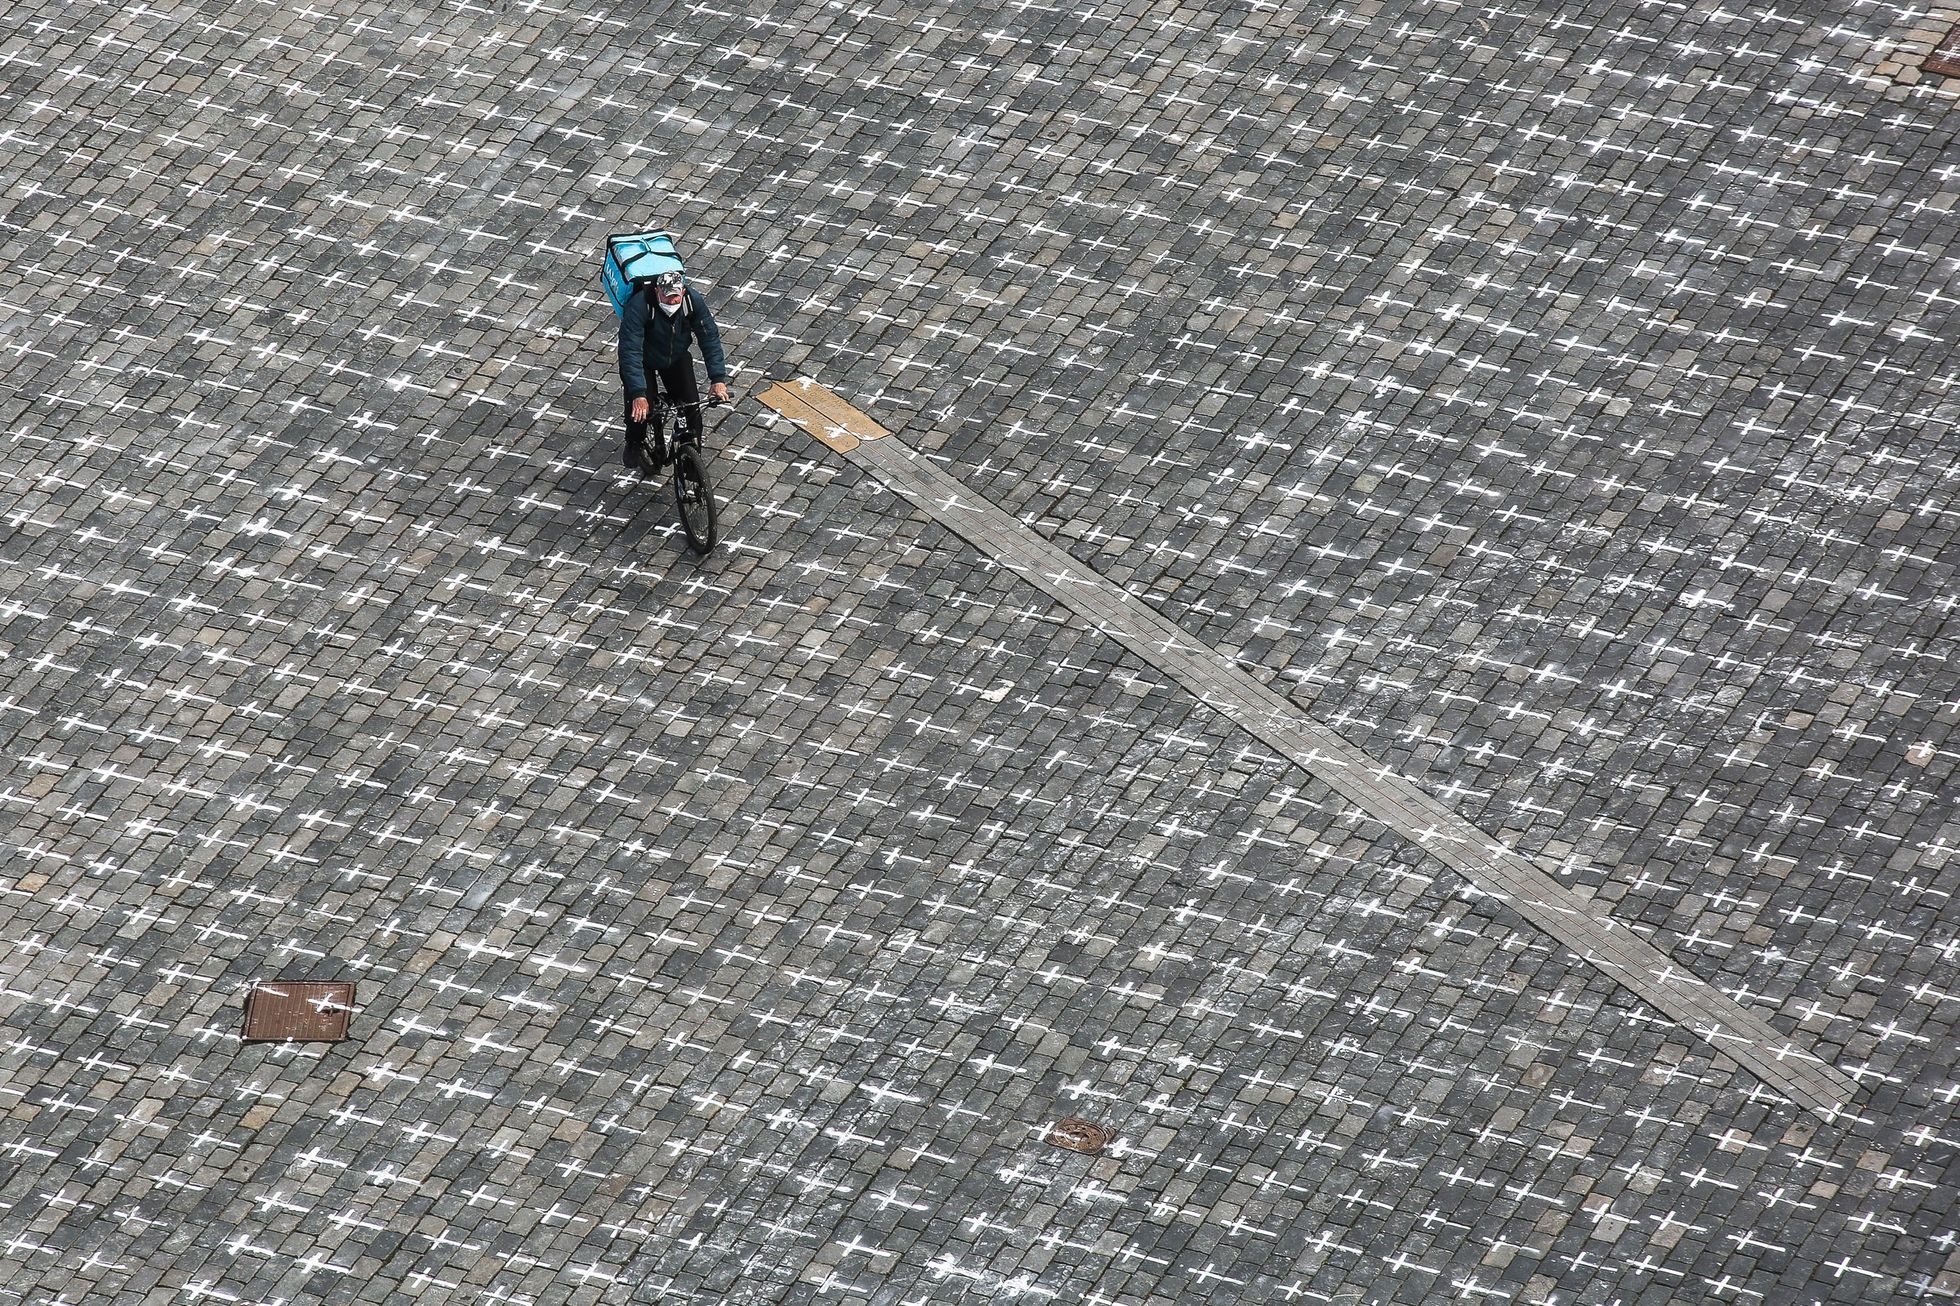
xmin=624 ymin=359 xmax=702 ymax=447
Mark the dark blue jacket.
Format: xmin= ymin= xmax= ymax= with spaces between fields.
xmin=618 ymin=286 xmax=727 ymax=398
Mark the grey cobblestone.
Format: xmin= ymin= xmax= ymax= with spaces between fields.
xmin=1 ymin=0 xmax=1957 ymax=1304
xmin=826 ymin=412 xmax=1862 ymax=1115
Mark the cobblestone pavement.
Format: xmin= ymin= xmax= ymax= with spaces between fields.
xmin=1 ymin=1 xmax=1956 ymax=1304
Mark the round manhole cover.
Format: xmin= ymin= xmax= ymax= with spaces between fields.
xmin=1044 ymin=1118 xmax=1114 ymax=1154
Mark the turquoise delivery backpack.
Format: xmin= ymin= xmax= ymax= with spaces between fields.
xmin=602 ymin=230 xmax=685 ymax=318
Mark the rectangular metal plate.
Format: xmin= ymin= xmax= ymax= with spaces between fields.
xmin=1929 ymin=24 xmax=1960 ymax=76
xmin=242 ymin=981 xmax=355 ymax=1042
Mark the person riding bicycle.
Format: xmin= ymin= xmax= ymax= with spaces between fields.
xmin=618 ymin=270 xmax=730 ymax=469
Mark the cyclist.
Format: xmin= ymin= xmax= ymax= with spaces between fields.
xmin=618 ymin=270 xmax=730 ymax=470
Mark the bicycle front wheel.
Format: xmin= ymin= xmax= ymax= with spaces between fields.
xmin=672 ymin=445 xmax=718 ymax=554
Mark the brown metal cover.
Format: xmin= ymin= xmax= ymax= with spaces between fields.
xmin=1044 ymin=1118 xmax=1114 ymax=1154
xmin=1929 ymin=25 xmax=1960 ymax=76
xmin=242 ymin=981 xmax=355 ymax=1042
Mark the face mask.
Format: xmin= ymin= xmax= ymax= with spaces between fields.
xmin=658 ymin=296 xmax=683 ymax=316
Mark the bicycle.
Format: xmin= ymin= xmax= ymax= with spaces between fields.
xmin=640 ymin=395 xmax=721 ymax=554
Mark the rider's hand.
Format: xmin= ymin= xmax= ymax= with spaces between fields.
xmin=710 ymin=383 xmax=730 ymax=405
xmin=629 ymin=397 xmax=649 ymax=423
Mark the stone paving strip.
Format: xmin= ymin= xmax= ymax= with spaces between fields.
xmin=758 ymin=379 xmax=1862 ymax=1121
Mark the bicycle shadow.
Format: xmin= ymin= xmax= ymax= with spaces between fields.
xmin=540 ymin=448 xmax=703 ymax=562
xmin=472 ymin=399 xmax=752 ymax=570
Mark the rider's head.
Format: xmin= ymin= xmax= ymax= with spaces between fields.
xmin=654 ymin=271 xmax=685 ymax=317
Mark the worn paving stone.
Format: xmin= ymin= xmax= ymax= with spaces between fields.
xmin=0 ymin=1 xmax=1957 ymax=1305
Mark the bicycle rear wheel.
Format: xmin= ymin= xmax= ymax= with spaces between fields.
xmin=672 ymin=444 xmax=718 ymax=554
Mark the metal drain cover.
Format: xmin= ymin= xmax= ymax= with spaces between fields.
xmin=242 ymin=981 xmax=355 ymax=1042
xmin=1930 ymin=25 xmax=1960 ymax=76
xmin=1044 ymin=1118 xmax=1114 ymax=1154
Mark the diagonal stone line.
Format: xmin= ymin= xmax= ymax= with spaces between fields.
xmin=756 ymin=380 xmax=1860 ymax=1120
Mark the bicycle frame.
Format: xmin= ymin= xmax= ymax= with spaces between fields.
xmin=643 ymin=395 xmax=723 ymax=555
xmin=647 ymin=396 xmax=716 ymax=458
